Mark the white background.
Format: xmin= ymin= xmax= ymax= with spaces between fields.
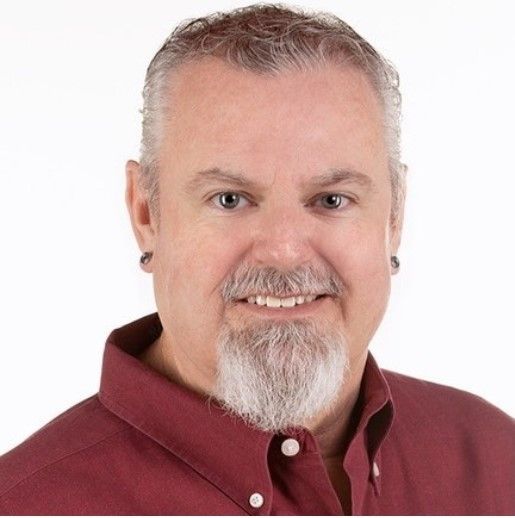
xmin=1 ymin=0 xmax=514 ymax=455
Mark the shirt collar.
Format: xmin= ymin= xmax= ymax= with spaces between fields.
xmin=345 ymin=351 xmax=395 ymax=511
xmin=98 ymin=312 xmax=394 ymax=514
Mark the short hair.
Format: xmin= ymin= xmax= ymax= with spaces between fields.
xmin=139 ymin=3 xmax=406 ymax=228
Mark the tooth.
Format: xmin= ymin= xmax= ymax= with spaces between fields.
xmin=280 ymin=297 xmax=296 ymax=308
xmin=256 ymin=295 xmax=267 ymax=305
xmin=247 ymin=294 xmax=318 ymax=307
xmin=266 ymin=296 xmax=281 ymax=308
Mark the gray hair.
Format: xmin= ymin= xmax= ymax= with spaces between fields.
xmin=212 ymin=316 xmax=350 ymax=433
xmin=139 ymin=3 xmax=406 ymax=228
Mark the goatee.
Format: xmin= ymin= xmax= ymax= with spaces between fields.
xmin=211 ymin=317 xmax=349 ymax=433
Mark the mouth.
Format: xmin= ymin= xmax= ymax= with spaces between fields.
xmin=237 ymin=293 xmax=326 ymax=304
xmin=234 ymin=294 xmax=330 ymax=318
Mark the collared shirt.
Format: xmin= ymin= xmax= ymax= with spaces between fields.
xmin=0 ymin=312 xmax=514 ymax=515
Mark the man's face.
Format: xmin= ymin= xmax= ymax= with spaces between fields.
xmin=130 ymin=57 xmax=400 ymax=427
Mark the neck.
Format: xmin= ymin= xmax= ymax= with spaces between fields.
xmin=139 ymin=336 xmax=368 ymax=460
xmin=138 ymin=333 xmax=212 ymax=397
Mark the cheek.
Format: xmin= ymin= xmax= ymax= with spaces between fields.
xmin=157 ymin=217 xmax=243 ymax=312
xmin=331 ymin=218 xmax=390 ymax=281
xmin=152 ymin=223 xmax=240 ymax=358
xmin=329 ymin=223 xmax=391 ymax=349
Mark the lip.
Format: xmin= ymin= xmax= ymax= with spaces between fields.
xmin=234 ymin=295 xmax=330 ymax=319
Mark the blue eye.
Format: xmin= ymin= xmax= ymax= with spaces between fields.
xmin=210 ymin=192 xmax=352 ymax=211
xmin=212 ymin=192 xmax=251 ymax=210
xmin=315 ymin=194 xmax=351 ymax=210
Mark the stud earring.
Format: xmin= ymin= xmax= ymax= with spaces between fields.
xmin=140 ymin=251 xmax=153 ymax=265
xmin=391 ymin=255 xmax=400 ymax=270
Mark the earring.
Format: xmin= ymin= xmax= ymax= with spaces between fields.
xmin=391 ymin=255 xmax=400 ymax=270
xmin=140 ymin=251 xmax=153 ymax=265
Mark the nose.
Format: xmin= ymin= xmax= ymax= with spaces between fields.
xmin=249 ymin=202 xmax=317 ymax=271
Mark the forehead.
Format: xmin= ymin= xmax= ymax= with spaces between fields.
xmin=160 ymin=57 xmax=388 ymax=187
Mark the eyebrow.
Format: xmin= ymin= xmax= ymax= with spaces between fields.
xmin=184 ymin=166 xmax=373 ymax=194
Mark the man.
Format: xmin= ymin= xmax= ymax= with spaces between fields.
xmin=0 ymin=3 xmax=513 ymax=515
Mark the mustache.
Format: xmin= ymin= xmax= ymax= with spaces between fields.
xmin=221 ymin=263 xmax=344 ymax=302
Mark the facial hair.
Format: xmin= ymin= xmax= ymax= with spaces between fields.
xmin=210 ymin=316 xmax=350 ymax=434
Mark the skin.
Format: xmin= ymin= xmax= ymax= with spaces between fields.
xmin=125 ymin=57 xmax=404 ymax=509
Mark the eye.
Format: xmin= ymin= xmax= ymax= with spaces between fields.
xmin=209 ymin=191 xmax=352 ymax=211
xmin=211 ymin=191 xmax=251 ymax=210
xmin=314 ymin=193 xmax=352 ymax=210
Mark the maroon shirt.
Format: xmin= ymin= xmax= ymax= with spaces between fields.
xmin=1 ymin=312 xmax=514 ymax=515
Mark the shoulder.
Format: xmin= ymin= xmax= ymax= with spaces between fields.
xmin=382 ymin=367 xmax=514 ymax=439
xmin=378 ymin=368 xmax=515 ymax=514
xmin=0 ymin=394 xmax=130 ymax=500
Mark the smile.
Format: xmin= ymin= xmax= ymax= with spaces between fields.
xmin=235 ymin=294 xmax=330 ymax=318
xmin=243 ymin=294 xmax=324 ymax=308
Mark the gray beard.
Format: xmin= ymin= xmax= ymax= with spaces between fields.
xmin=210 ymin=317 xmax=350 ymax=433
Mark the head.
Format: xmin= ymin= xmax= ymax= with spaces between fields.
xmin=126 ymin=3 xmax=406 ymax=433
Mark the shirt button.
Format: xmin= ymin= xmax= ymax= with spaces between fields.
xmin=281 ymin=437 xmax=300 ymax=457
xmin=372 ymin=461 xmax=380 ymax=477
xmin=249 ymin=492 xmax=264 ymax=509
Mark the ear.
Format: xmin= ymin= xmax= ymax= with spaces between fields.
xmin=125 ymin=160 xmax=157 ymax=272
xmin=389 ymin=163 xmax=407 ymax=274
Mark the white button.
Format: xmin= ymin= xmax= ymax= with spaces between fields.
xmin=281 ymin=438 xmax=300 ymax=457
xmin=249 ymin=492 xmax=264 ymax=508
xmin=372 ymin=461 xmax=380 ymax=477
